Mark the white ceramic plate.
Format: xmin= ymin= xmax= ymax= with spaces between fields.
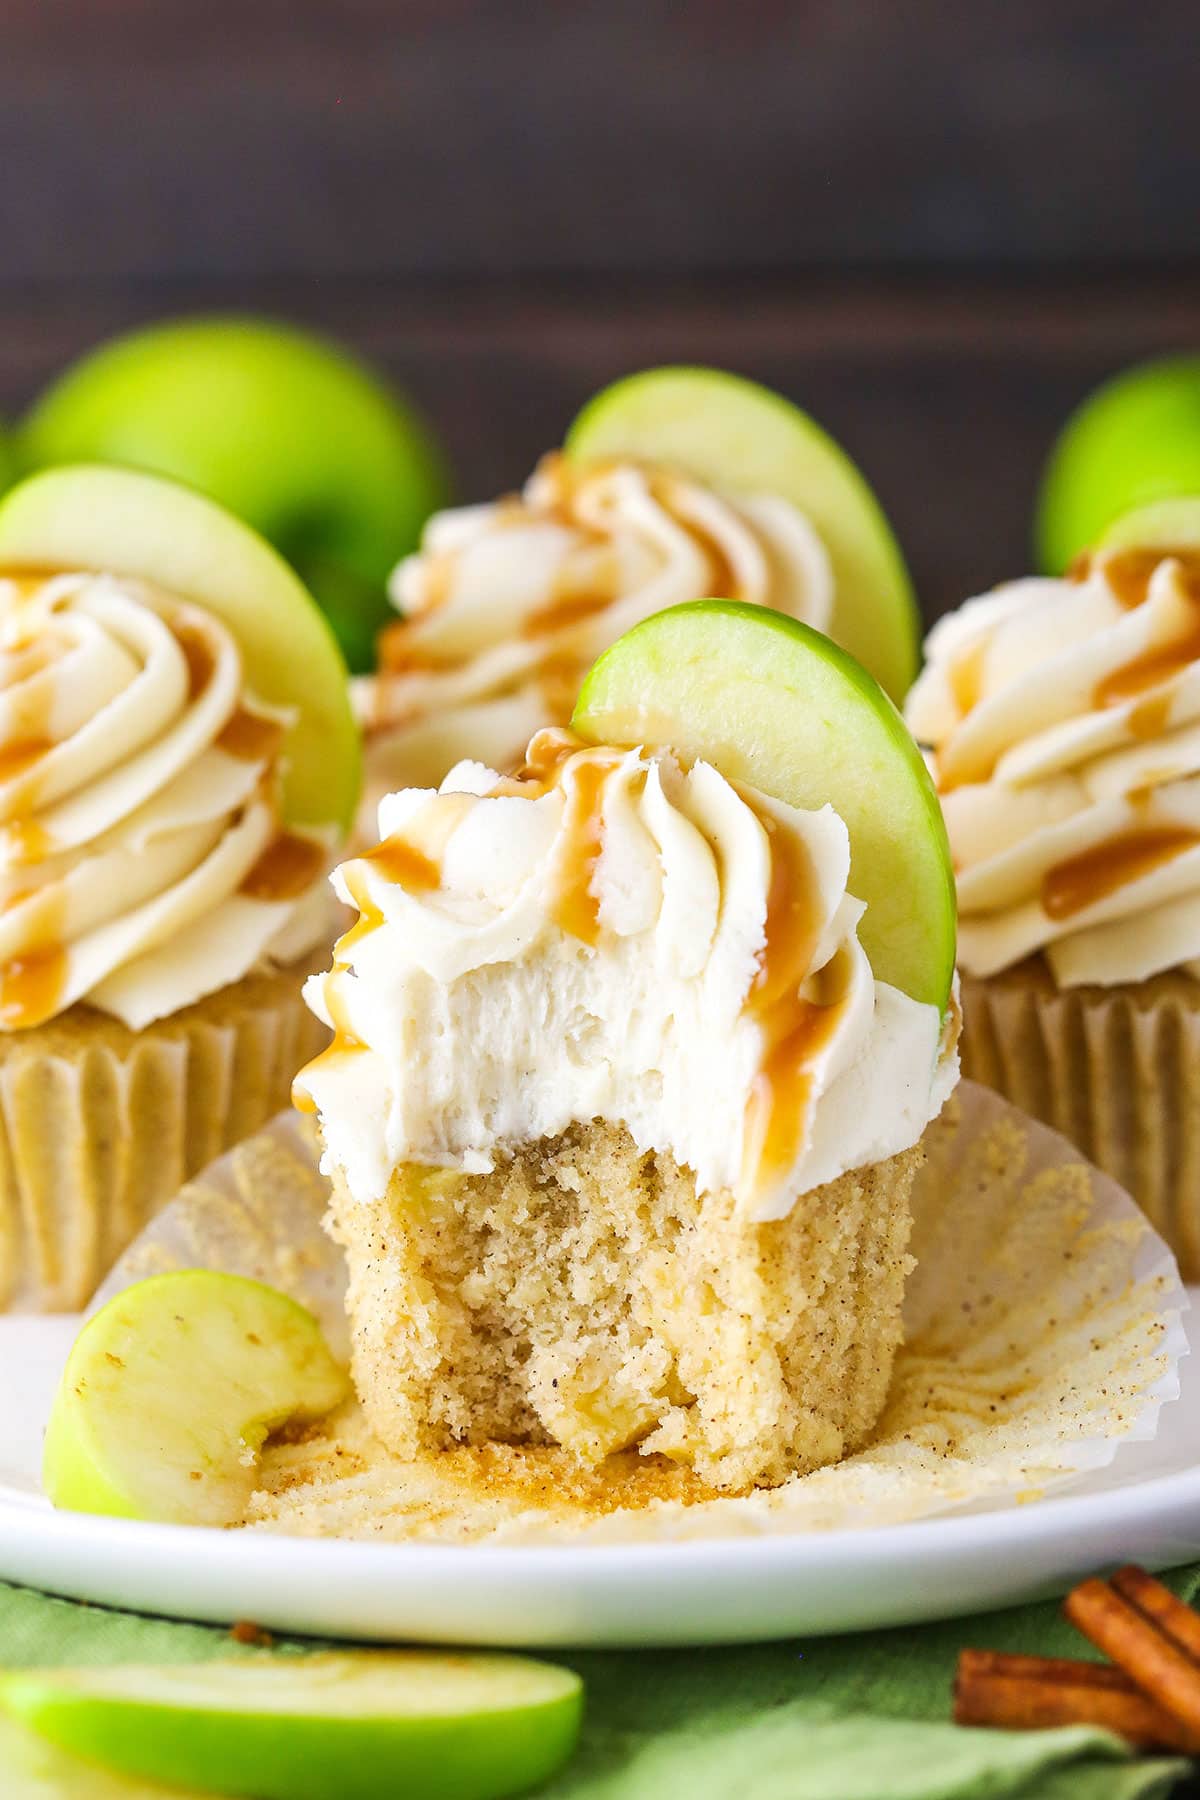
xmin=1 ymin=1304 xmax=1198 ymax=1649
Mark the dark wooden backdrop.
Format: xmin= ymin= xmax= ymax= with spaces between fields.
xmin=1 ymin=1 xmax=1198 ymax=622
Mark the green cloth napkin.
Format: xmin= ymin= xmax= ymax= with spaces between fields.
xmin=1 ymin=1570 xmax=1196 ymax=1799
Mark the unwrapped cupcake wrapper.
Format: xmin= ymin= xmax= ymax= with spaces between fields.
xmin=95 ymin=1082 xmax=1190 ymax=1543
xmin=0 ymin=978 xmax=327 ymax=1314
xmin=961 ymin=971 xmax=1200 ymax=1282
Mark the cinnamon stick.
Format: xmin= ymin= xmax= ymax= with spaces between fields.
xmin=954 ymin=1649 xmax=1200 ymax=1752
xmin=1065 ymin=1576 xmax=1200 ymax=1735
xmin=1111 ymin=1566 xmax=1200 ymax=1663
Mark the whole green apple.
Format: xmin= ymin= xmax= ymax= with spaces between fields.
xmin=18 ymin=318 xmax=451 ymax=671
xmin=1036 ymin=355 xmax=1200 ymax=574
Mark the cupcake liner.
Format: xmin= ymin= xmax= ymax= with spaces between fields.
xmin=961 ymin=968 xmax=1200 ymax=1282
xmin=0 ymin=971 xmax=327 ymax=1315
xmin=96 ymin=1082 xmax=1189 ymax=1543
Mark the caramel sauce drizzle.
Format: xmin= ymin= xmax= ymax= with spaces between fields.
xmin=948 ymin=637 xmax=988 ymax=719
xmin=0 ymin=943 xmax=67 ymax=1030
xmin=217 ymin=707 xmax=286 ymax=763
xmin=1041 ymin=825 xmax=1200 ymax=921
xmin=171 ymin=620 xmax=216 ymax=699
xmin=1070 ymin=547 xmax=1200 ymax=611
xmin=0 ymin=876 xmax=67 ymax=1030
xmin=739 ymin=805 xmax=850 ymax=1197
xmin=240 ymin=832 xmax=326 ymax=903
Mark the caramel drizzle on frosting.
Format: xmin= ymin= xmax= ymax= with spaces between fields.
xmin=301 ymin=725 xmax=850 ymax=1204
xmin=371 ymin=457 xmax=746 ymax=733
xmin=0 ymin=582 xmax=306 ymax=1031
xmin=937 ymin=549 xmax=1200 ymax=795
xmin=739 ymin=800 xmax=852 ymax=1199
xmin=1041 ymin=824 xmax=1200 ymax=921
xmin=240 ymin=832 xmax=326 ymax=904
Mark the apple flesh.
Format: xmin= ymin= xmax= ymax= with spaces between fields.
xmin=1036 ymin=356 xmax=1200 ymax=575
xmin=573 ymin=600 xmax=956 ymax=1011
xmin=43 ymin=1271 xmax=349 ymax=1527
xmin=566 ymin=365 xmax=920 ymax=704
xmin=1096 ymin=494 xmax=1200 ymax=556
xmin=0 ymin=464 xmax=360 ymax=832
xmin=0 ymin=1654 xmax=583 ymax=1800
xmin=18 ymin=318 xmax=451 ymax=673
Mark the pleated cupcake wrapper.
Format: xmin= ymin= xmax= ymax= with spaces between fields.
xmin=0 ymin=989 xmax=326 ymax=1315
xmin=95 ymin=1082 xmax=1190 ymax=1543
xmin=961 ymin=974 xmax=1200 ymax=1283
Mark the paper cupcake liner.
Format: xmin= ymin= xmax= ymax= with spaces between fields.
xmin=0 ymin=969 xmax=327 ymax=1315
xmin=96 ymin=1082 xmax=1190 ymax=1543
xmin=961 ymin=968 xmax=1200 ymax=1282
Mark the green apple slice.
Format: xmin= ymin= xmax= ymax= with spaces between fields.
xmin=1036 ymin=355 xmax=1200 ymax=574
xmin=43 ymin=1271 xmax=348 ymax=1527
xmin=18 ymin=319 xmax=451 ymax=676
xmin=572 ymin=600 xmax=955 ymax=1011
xmin=1096 ymin=494 xmax=1200 ymax=554
xmin=565 ymin=365 xmax=920 ymax=704
xmin=0 ymin=465 xmax=360 ymax=830
xmin=0 ymin=1711 xmax=207 ymax=1798
xmin=0 ymin=1654 xmax=583 ymax=1800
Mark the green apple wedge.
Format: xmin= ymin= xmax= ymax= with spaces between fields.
xmin=0 ymin=1654 xmax=583 ymax=1800
xmin=18 ymin=317 xmax=451 ymax=672
xmin=0 ymin=464 xmax=360 ymax=832
xmin=572 ymin=600 xmax=956 ymax=1012
xmin=43 ymin=1271 xmax=348 ymax=1526
xmin=1095 ymin=494 xmax=1200 ymax=556
xmin=1036 ymin=356 xmax=1200 ymax=574
xmin=0 ymin=1711 xmax=210 ymax=1799
xmin=565 ymin=365 xmax=920 ymax=705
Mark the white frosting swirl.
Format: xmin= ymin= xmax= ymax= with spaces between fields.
xmin=0 ymin=570 xmax=334 ymax=1031
xmin=359 ymin=454 xmax=834 ymax=790
xmin=296 ymin=730 xmax=956 ymax=1220
xmin=905 ymin=548 xmax=1200 ymax=986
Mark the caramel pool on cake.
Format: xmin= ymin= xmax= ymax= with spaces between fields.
xmin=906 ymin=527 xmax=1200 ymax=1276
xmin=0 ymin=466 xmax=358 ymax=1312
xmin=296 ymin=727 xmax=958 ymax=1492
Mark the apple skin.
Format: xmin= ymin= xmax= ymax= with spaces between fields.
xmin=43 ymin=1271 xmax=349 ymax=1527
xmin=0 ymin=464 xmax=360 ymax=832
xmin=1036 ymin=356 xmax=1200 ymax=574
xmin=0 ymin=1656 xmax=584 ymax=1800
xmin=573 ymin=599 xmax=956 ymax=1012
xmin=18 ymin=317 xmax=451 ymax=672
xmin=566 ymin=365 xmax=920 ymax=705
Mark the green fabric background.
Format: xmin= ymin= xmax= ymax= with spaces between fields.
xmin=2 ymin=1567 xmax=1198 ymax=1797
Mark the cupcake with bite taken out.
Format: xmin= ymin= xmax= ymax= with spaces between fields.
xmin=905 ymin=498 xmax=1200 ymax=1277
xmin=298 ymin=601 xmax=958 ymax=1492
xmin=359 ymin=367 xmax=919 ymax=818
xmin=0 ymin=465 xmax=358 ymax=1311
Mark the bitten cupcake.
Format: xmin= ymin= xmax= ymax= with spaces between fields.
xmin=905 ymin=500 xmax=1200 ymax=1277
xmin=360 ymin=367 xmax=918 ymax=812
xmin=0 ymin=465 xmax=359 ymax=1311
xmin=298 ymin=602 xmax=958 ymax=1492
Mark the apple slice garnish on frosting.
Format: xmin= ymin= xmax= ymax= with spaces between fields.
xmin=572 ymin=598 xmax=956 ymax=1012
xmin=565 ymin=366 xmax=920 ymax=705
xmin=0 ymin=465 xmax=360 ymax=833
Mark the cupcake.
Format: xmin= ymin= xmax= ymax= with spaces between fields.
xmin=298 ymin=602 xmax=958 ymax=1492
xmin=905 ymin=501 xmax=1200 ymax=1277
xmin=360 ymin=367 xmax=918 ymax=815
xmin=0 ymin=465 xmax=359 ymax=1311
